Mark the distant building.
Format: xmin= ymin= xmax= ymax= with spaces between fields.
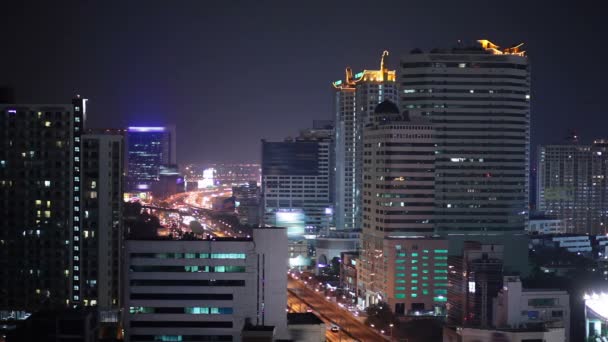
xmin=1 ymin=97 xmax=87 ymax=313
xmin=261 ymin=125 xmax=332 ymax=237
xmin=210 ymin=163 xmax=260 ymax=186
xmin=152 ymin=164 xmax=184 ymax=198
xmin=585 ymin=292 xmax=608 ymax=340
xmin=315 ymin=231 xmax=360 ymax=273
xmin=126 ymin=126 xmax=176 ymax=192
xmin=537 ymin=139 xmax=608 ymax=234
xmin=333 ymin=51 xmax=399 ymax=231
xmin=123 ymin=228 xmax=289 ymax=341
xmin=494 ymin=276 xmax=570 ymax=341
xmin=448 ymin=242 xmax=504 ymax=327
xmin=399 ymin=40 xmax=530 ymax=274
xmin=527 ymin=215 xmax=566 ymax=235
xmin=233 ymin=181 xmax=261 ymax=226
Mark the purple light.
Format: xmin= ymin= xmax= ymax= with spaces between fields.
xmin=136 ymin=184 xmax=150 ymax=190
xmin=128 ymin=126 xmax=166 ymax=132
xmin=7 ymin=109 xmax=16 ymax=114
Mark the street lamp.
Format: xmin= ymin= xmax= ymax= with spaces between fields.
xmin=389 ymin=323 xmax=394 ymax=341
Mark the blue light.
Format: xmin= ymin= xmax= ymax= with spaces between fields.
xmin=128 ymin=126 xmax=166 ymax=132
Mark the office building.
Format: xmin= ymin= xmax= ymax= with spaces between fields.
xmin=527 ymin=215 xmax=566 ymax=235
xmin=233 ymin=181 xmax=261 ymax=226
xmin=537 ymin=139 xmax=608 ymax=235
xmin=333 ymin=51 xmax=399 ymax=230
xmin=447 ymin=242 xmax=504 ymax=327
xmin=209 ymin=163 xmax=261 ymax=186
xmin=357 ymin=100 xmax=446 ymax=312
xmin=494 ymin=276 xmax=570 ymax=341
xmin=399 ymin=40 xmax=530 ymax=272
xmin=123 ymin=228 xmax=288 ymax=342
xmin=127 ymin=126 xmax=176 ymax=192
xmin=261 ymin=125 xmax=333 ymax=237
xmin=1 ymin=97 xmax=86 ymax=314
xmin=81 ymin=132 xmax=124 ymax=314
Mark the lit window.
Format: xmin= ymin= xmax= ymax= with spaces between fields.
xmin=44 ymin=180 xmax=51 ymax=187
xmin=45 ymin=121 xmax=51 ymax=127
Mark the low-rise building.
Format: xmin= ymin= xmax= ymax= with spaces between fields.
xmin=527 ymin=215 xmax=566 ymax=235
xmin=443 ymin=325 xmax=565 ymax=342
xmin=493 ymin=276 xmax=570 ymax=341
xmin=287 ymin=313 xmax=325 ymax=342
xmin=340 ymin=251 xmax=359 ymax=302
xmin=123 ymin=227 xmax=288 ymax=342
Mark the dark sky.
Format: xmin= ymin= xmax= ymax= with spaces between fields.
xmin=2 ymin=1 xmax=605 ymax=164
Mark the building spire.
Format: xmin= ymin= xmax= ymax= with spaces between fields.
xmin=380 ymin=50 xmax=389 ymax=71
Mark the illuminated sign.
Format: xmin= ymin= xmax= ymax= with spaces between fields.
xmin=333 ymin=80 xmax=342 ymax=86
xmin=276 ymin=209 xmax=306 ymax=237
xmin=354 ymin=72 xmax=364 ymax=79
xmin=128 ymin=126 xmax=166 ymax=132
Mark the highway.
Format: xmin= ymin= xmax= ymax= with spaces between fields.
xmin=288 ymin=276 xmax=385 ymax=342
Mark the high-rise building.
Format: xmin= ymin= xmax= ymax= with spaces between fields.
xmin=1 ymin=96 xmax=86 ymax=313
xmin=333 ymin=51 xmax=399 ymax=230
xmin=81 ymin=132 xmax=124 ymax=314
xmin=358 ymin=100 xmax=448 ymax=312
xmin=399 ymin=40 xmax=530 ymax=272
xmin=123 ymin=228 xmax=288 ymax=341
xmin=127 ymin=126 xmax=176 ymax=192
xmin=537 ymin=140 xmax=608 ymax=234
xmin=261 ymin=125 xmax=333 ymax=237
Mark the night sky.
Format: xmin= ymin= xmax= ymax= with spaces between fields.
xmin=2 ymin=1 xmax=605 ymax=164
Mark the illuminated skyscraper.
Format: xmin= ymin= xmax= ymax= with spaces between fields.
xmin=127 ymin=126 xmax=176 ymax=192
xmin=399 ymin=40 xmax=530 ymax=272
xmin=333 ymin=51 xmax=398 ymax=230
xmin=0 ymin=96 xmax=86 ymax=313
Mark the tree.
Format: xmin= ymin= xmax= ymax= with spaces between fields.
xmin=364 ymin=301 xmax=397 ymax=332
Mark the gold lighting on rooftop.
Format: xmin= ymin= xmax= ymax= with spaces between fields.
xmin=478 ymin=39 xmax=526 ymax=56
xmin=332 ymin=51 xmax=396 ymax=89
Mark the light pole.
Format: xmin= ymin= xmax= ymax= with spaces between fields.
xmin=389 ymin=323 xmax=394 ymax=341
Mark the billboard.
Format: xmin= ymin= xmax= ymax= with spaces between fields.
xmin=276 ymin=209 xmax=306 ymax=237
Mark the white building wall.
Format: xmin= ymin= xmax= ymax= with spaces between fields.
xmin=123 ymin=228 xmax=288 ymax=342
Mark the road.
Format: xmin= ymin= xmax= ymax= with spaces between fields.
xmin=288 ymin=277 xmax=385 ymax=342
xmin=288 ymin=292 xmax=355 ymax=342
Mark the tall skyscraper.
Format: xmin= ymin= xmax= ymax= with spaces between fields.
xmin=399 ymin=40 xmax=530 ymax=272
xmin=127 ymin=126 xmax=176 ymax=192
xmin=1 ymin=96 xmax=86 ymax=313
xmin=333 ymin=51 xmax=398 ymax=230
xmin=81 ymin=132 xmax=124 ymax=313
xmin=261 ymin=125 xmax=333 ymax=237
xmin=358 ymin=100 xmax=448 ymax=312
xmin=537 ymin=139 xmax=608 ymax=234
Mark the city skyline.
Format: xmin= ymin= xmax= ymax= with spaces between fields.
xmin=2 ymin=1 xmax=606 ymax=164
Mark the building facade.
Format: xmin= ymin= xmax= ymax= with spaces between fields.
xmin=527 ymin=215 xmax=566 ymax=235
xmin=448 ymin=242 xmax=504 ymax=327
xmin=358 ymin=100 xmax=445 ymax=312
xmin=123 ymin=228 xmax=288 ymax=342
xmin=333 ymin=51 xmax=399 ymax=230
xmin=127 ymin=126 xmax=176 ymax=192
xmin=81 ymin=133 xmax=124 ymax=313
xmin=399 ymin=40 xmax=530 ymax=273
xmin=494 ymin=276 xmax=570 ymax=341
xmin=1 ymin=97 xmax=86 ymax=314
xmin=261 ymin=128 xmax=332 ymax=237
xmin=537 ymin=140 xmax=608 ymax=235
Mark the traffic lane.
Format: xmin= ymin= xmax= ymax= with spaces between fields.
xmin=288 ymin=290 xmax=354 ymax=342
xmin=288 ymin=279 xmax=384 ymax=342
